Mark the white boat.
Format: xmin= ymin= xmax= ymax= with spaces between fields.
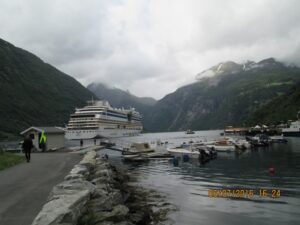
xmin=206 ymin=144 xmax=236 ymax=152
xmin=270 ymin=135 xmax=288 ymax=143
xmin=186 ymin=129 xmax=195 ymax=134
xmin=65 ymin=100 xmax=143 ymax=140
xmin=123 ymin=142 xmax=155 ymax=155
xmin=234 ymin=139 xmax=251 ymax=149
xmin=122 ymin=142 xmax=154 ymax=160
xmin=206 ymin=137 xmax=236 ymax=152
xmin=282 ymin=111 xmax=300 ymax=137
xmin=167 ymin=147 xmax=200 ymax=159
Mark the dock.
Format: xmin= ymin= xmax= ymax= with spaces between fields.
xmin=224 ymin=126 xmax=282 ymax=136
xmin=69 ymin=145 xmax=106 ymax=154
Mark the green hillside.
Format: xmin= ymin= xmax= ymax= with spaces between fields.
xmin=0 ymin=38 xmax=96 ymax=140
xmin=246 ymin=83 xmax=300 ymax=125
xmin=146 ymin=59 xmax=300 ymax=131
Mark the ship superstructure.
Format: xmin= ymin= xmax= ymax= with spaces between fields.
xmin=65 ymin=100 xmax=143 ymax=139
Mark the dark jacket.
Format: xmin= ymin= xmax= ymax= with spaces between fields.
xmin=22 ymin=137 xmax=33 ymax=152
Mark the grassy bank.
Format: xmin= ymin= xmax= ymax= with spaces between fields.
xmin=0 ymin=150 xmax=25 ymax=170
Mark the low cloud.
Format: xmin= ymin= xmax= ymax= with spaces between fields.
xmin=0 ymin=0 xmax=300 ymax=99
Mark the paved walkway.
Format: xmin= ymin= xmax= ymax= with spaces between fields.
xmin=0 ymin=152 xmax=81 ymax=225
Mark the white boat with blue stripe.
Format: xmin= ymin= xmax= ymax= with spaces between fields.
xmin=65 ymin=100 xmax=143 ymax=139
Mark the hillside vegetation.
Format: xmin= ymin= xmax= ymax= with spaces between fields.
xmin=145 ymin=59 xmax=300 ymax=131
xmin=246 ymin=83 xmax=300 ymax=125
xmin=0 ymin=38 xmax=95 ymax=139
xmin=2 ymin=36 xmax=299 ymax=138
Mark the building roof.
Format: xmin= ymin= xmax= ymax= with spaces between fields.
xmin=20 ymin=126 xmax=65 ymax=135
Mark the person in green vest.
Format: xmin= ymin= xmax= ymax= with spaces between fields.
xmin=40 ymin=131 xmax=47 ymax=152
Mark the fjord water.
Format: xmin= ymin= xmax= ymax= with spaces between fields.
xmin=104 ymin=130 xmax=300 ymax=225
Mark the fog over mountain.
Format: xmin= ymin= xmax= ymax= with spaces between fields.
xmin=0 ymin=0 xmax=300 ymax=99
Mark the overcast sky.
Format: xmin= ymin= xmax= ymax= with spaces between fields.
xmin=1 ymin=0 xmax=300 ymax=99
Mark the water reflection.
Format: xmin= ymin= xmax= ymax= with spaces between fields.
xmin=103 ymin=131 xmax=300 ymax=225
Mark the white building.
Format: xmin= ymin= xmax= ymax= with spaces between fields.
xmin=20 ymin=127 xmax=65 ymax=151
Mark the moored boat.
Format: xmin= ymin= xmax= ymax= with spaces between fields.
xmin=122 ymin=142 xmax=155 ymax=161
xmin=234 ymin=139 xmax=252 ymax=149
xmin=123 ymin=142 xmax=155 ymax=155
xmin=167 ymin=147 xmax=200 ymax=159
xmin=168 ymin=145 xmax=217 ymax=164
xmin=206 ymin=144 xmax=236 ymax=152
xmin=246 ymin=134 xmax=270 ymax=147
xmin=186 ymin=129 xmax=195 ymax=134
xmin=270 ymin=135 xmax=288 ymax=143
xmin=206 ymin=138 xmax=236 ymax=152
xmin=122 ymin=142 xmax=155 ymax=158
xmin=282 ymin=111 xmax=300 ymax=137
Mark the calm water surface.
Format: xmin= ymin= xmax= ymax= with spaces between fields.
xmin=102 ymin=130 xmax=300 ymax=225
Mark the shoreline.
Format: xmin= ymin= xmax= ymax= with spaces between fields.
xmin=79 ymin=162 xmax=172 ymax=225
xmin=31 ymin=149 xmax=174 ymax=225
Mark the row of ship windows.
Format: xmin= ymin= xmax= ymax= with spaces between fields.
xmin=68 ymin=126 xmax=142 ymax=129
xmin=68 ymin=130 xmax=96 ymax=133
xmin=71 ymin=115 xmax=141 ymax=121
xmin=69 ymin=118 xmax=141 ymax=122
xmin=68 ymin=127 xmax=142 ymax=133
xmin=68 ymin=123 xmax=142 ymax=128
xmin=103 ymin=126 xmax=142 ymax=130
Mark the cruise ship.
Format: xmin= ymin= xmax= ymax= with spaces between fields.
xmin=65 ymin=100 xmax=143 ymax=139
xmin=282 ymin=111 xmax=300 ymax=137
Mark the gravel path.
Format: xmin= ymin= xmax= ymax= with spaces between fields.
xmin=0 ymin=152 xmax=81 ymax=225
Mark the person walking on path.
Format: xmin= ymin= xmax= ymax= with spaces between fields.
xmin=22 ymin=135 xmax=33 ymax=162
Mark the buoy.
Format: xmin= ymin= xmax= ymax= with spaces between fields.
xmin=269 ymin=167 xmax=275 ymax=174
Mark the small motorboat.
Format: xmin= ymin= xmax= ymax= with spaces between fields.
xmin=167 ymin=147 xmax=200 ymax=159
xmin=270 ymin=136 xmax=288 ymax=143
xmin=234 ymin=139 xmax=251 ymax=149
xmin=186 ymin=129 xmax=195 ymax=134
xmin=123 ymin=142 xmax=155 ymax=155
xmin=206 ymin=138 xmax=236 ymax=152
xmin=168 ymin=145 xmax=217 ymax=162
xmin=246 ymin=134 xmax=270 ymax=147
xmin=122 ymin=142 xmax=154 ymax=162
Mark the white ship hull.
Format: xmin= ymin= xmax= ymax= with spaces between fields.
xmin=65 ymin=100 xmax=143 ymax=140
xmin=65 ymin=128 xmax=141 ymax=140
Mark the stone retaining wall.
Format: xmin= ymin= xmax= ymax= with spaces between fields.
xmin=32 ymin=150 xmax=98 ymax=225
xmin=32 ymin=150 xmax=171 ymax=225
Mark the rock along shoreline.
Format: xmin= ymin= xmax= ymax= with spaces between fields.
xmin=32 ymin=150 xmax=170 ymax=225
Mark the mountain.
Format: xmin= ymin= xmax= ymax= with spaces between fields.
xmin=246 ymin=82 xmax=300 ymax=125
xmin=146 ymin=58 xmax=300 ymax=131
xmin=87 ymin=83 xmax=156 ymax=130
xmin=88 ymin=83 xmax=156 ymax=106
xmin=0 ymin=38 xmax=96 ymax=140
